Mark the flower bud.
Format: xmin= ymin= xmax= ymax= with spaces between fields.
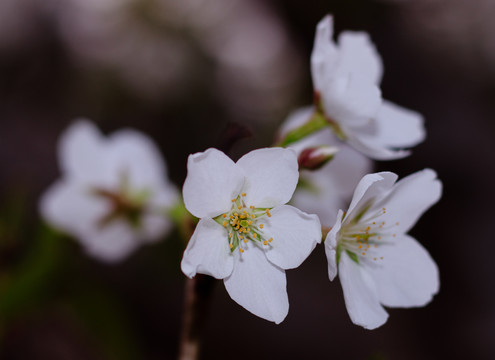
xmin=298 ymin=146 xmax=339 ymax=170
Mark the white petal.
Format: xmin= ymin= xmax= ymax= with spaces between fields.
xmin=106 ymin=129 xmax=168 ymax=189
xmin=345 ymin=172 xmax=398 ymax=222
xmin=374 ymin=100 xmax=425 ymax=148
xmin=183 ymin=148 xmax=244 ymax=218
xmin=283 ymin=124 xmax=372 ymax=226
xmin=39 ymin=179 xmax=108 ymax=236
xmin=337 ymin=31 xmax=383 ymax=85
xmin=236 ymin=148 xmax=298 ymax=208
xmin=346 ymin=131 xmax=411 ymax=160
xmin=263 ymin=205 xmax=321 ymax=270
xmin=375 ymin=169 xmax=442 ymax=234
xmin=181 ymin=218 xmax=234 ymax=279
xmin=311 ymin=15 xmax=339 ymax=91
xmin=224 ymin=243 xmax=288 ymax=324
xmin=325 ymin=209 xmax=344 ymax=281
xmin=321 ymin=76 xmax=382 ymax=127
xmin=139 ymin=212 xmax=173 ymax=243
xmin=58 ymin=119 xmax=106 ymax=182
xmin=83 ymin=221 xmax=138 ymax=263
xmin=339 ymin=251 xmax=389 ymax=329
xmin=369 ymin=235 xmax=439 ymax=308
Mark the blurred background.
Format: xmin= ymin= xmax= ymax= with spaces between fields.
xmin=0 ymin=0 xmax=494 ymax=359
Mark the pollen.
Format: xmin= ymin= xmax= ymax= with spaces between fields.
xmin=229 ymin=244 xmax=233 ymax=249
xmin=242 ymin=193 xmax=246 ymax=197
xmin=263 ymin=240 xmax=268 ymax=245
xmin=238 ymin=205 xmax=242 ymax=210
xmin=222 ymin=221 xmax=227 ymax=227
xmin=232 ymin=199 xmax=236 ymax=202
xmin=240 ymin=248 xmax=244 ymax=253
xmin=252 ymin=233 xmax=257 ymax=238
xmin=244 ymin=239 xmax=248 ymax=243
xmin=259 ymin=224 xmax=264 ymax=229
xmin=268 ymin=238 xmax=273 ymax=242
xmin=266 ymin=209 xmax=272 ymax=217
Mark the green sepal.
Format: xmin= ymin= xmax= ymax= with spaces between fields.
xmin=346 ymin=250 xmax=359 ymax=264
xmin=276 ymin=111 xmax=329 ymax=147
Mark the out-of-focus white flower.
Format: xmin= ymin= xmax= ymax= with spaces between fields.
xmin=325 ymin=170 xmax=441 ymax=329
xmin=40 ymin=120 xmax=178 ymax=262
xmin=181 ymin=148 xmax=321 ymax=323
xmin=279 ymin=106 xmax=372 ymax=227
xmin=310 ymin=15 xmax=425 ymax=160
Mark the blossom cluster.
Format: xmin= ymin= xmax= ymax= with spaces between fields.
xmin=40 ymin=15 xmax=442 ymax=330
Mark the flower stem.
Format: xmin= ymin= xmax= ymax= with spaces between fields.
xmin=178 ymin=274 xmax=216 ymax=360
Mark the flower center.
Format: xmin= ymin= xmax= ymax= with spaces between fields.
xmin=92 ymin=174 xmax=151 ymax=229
xmin=337 ymin=202 xmax=399 ymax=265
xmin=214 ymin=192 xmax=273 ymax=253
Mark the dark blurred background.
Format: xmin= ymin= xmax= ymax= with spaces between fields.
xmin=0 ymin=0 xmax=494 ymax=359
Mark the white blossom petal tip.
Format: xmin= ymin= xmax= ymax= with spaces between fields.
xmin=328 ymin=169 xmax=442 ymax=329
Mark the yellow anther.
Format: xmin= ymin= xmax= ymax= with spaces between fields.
xmin=253 ymin=233 xmax=257 ymax=238
xmin=259 ymin=224 xmax=264 ymax=229
xmin=244 ymin=239 xmax=248 ymax=243
xmin=229 ymin=233 xmax=233 ymax=238
xmin=239 ymin=235 xmax=243 ymax=240
xmin=229 ymin=244 xmax=233 ymax=249
xmin=266 ymin=209 xmax=272 ymax=217
xmin=246 ymin=228 xmax=250 ymax=232
xmin=251 ymin=214 xmax=255 ymax=219
xmin=380 ymin=257 xmax=384 ymax=260
xmin=222 ymin=221 xmax=227 ymax=227
xmin=230 ymin=215 xmax=234 ymax=220
xmin=372 ymin=222 xmax=376 ymax=225
xmin=240 ymin=248 xmax=244 ymax=253
xmin=238 ymin=205 xmax=242 ymax=210
xmin=248 ymin=220 xmax=253 ymax=225
xmin=232 ymin=199 xmax=236 ymax=202
xmin=250 ymin=205 xmax=255 ymax=209
xmin=373 ymin=257 xmax=377 ymax=261
xmin=362 ymin=252 xmax=366 ymax=256
xmin=240 ymin=215 xmax=246 ymax=219
xmin=234 ymin=213 xmax=238 ymax=217
xmin=263 ymin=240 xmax=268 ymax=245
xmin=223 ymin=214 xmax=227 ymax=218
xmin=268 ymin=237 xmax=273 ymax=242
xmin=242 ymin=193 xmax=246 ymax=197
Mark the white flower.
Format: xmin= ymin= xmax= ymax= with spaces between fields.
xmin=325 ymin=169 xmax=441 ymax=329
xmin=279 ymin=106 xmax=372 ymax=227
xmin=40 ymin=120 xmax=178 ymax=262
xmin=181 ymin=147 xmax=322 ymax=323
xmin=311 ymin=15 xmax=425 ymax=160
